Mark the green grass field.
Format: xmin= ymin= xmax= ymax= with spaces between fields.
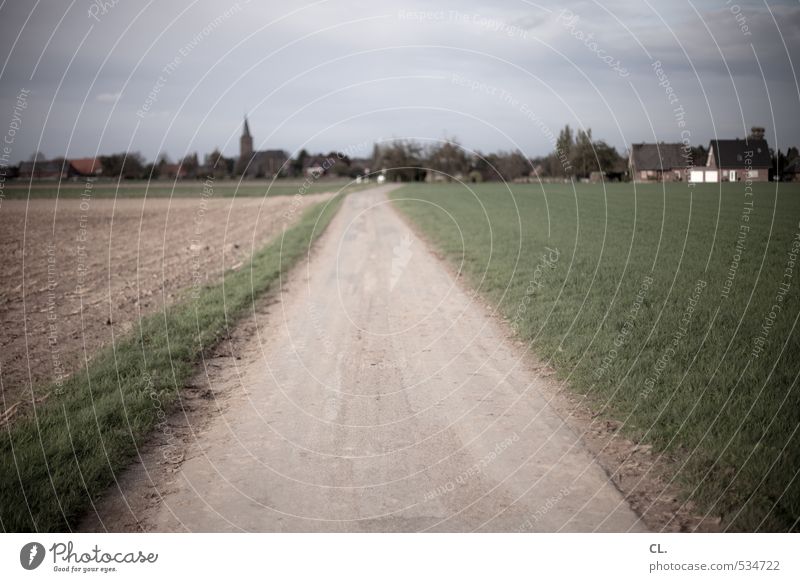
xmin=391 ymin=181 xmax=800 ymax=532
xmin=1 ymin=178 xmax=355 ymax=199
xmin=0 ymin=195 xmax=343 ymax=532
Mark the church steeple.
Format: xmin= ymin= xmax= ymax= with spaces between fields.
xmin=240 ymin=115 xmax=253 ymax=159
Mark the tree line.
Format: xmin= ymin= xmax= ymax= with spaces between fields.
xmin=13 ymin=130 xmax=800 ymax=182
xmin=372 ymin=126 xmax=627 ymax=182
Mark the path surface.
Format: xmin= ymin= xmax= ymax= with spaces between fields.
xmin=86 ymin=185 xmax=645 ymax=532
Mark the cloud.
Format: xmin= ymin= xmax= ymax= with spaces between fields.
xmin=0 ymin=0 xmax=797 ymax=162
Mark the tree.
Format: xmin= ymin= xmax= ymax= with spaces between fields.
xmin=144 ymin=162 xmax=160 ymax=179
xmin=326 ymin=151 xmax=351 ymax=176
xmin=426 ymin=139 xmax=468 ymax=181
xmin=292 ymin=149 xmax=309 ymax=177
xmin=486 ymin=150 xmax=530 ymax=181
xmin=180 ymin=152 xmax=199 ymax=178
xmin=371 ymin=144 xmax=382 ymax=168
xmin=469 ymin=151 xmax=494 ymax=181
xmin=100 ymin=151 xmax=145 ymax=179
xmin=376 ymin=140 xmax=426 ymax=181
xmin=570 ymin=128 xmax=594 ymax=178
xmin=205 ymin=148 xmax=230 ymax=179
xmin=556 ymin=125 xmax=573 ymax=164
xmin=690 ymin=144 xmax=708 ymax=168
xmin=544 ymin=125 xmax=576 ymax=177
xmin=592 ymin=140 xmax=623 ymax=174
xmin=771 ymin=148 xmax=790 ymax=180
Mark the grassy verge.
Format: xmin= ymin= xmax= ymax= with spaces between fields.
xmin=0 ymin=194 xmax=344 ymax=532
xmin=391 ymin=181 xmax=800 ymax=532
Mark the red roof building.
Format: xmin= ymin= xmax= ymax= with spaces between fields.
xmin=68 ymin=157 xmax=102 ymax=177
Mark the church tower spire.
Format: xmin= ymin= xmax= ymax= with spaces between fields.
xmin=240 ymin=115 xmax=253 ymax=160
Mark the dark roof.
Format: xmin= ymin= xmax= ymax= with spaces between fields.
xmin=629 ymin=143 xmax=687 ymax=171
xmin=709 ymin=138 xmax=771 ymax=168
xmin=242 ymin=150 xmax=289 ymax=177
xmin=18 ymin=160 xmax=65 ymax=174
xmin=253 ymin=149 xmax=288 ymax=160
xmin=303 ymin=156 xmax=333 ymax=168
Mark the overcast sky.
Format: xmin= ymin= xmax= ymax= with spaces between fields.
xmin=1 ymin=0 xmax=798 ymax=164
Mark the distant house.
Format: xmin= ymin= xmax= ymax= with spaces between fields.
xmin=629 ymin=143 xmax=688 ymax=182
xmin=303 ymin=156 xmax=330 ymax=178
xmin=18 ymin=157 xmax=102 ymax=180
xmin=161 ymin=163 xmax=188 ymax=180
xmin=246 ymin=150 xmax=290 ymax=178
xmin=67 ymin=157 xmax=102 ymax=178
xmin=18 ymin=159 xmax=66 ymax=179
xmin=706 ymin=133 xmax=770 ymax=182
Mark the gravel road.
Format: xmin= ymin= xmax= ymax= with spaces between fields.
xmin=85 ymin=186 xmax=646 ymax=532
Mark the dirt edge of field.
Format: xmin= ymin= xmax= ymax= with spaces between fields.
xmin=389 ymin=199 xmax=721 ymax=533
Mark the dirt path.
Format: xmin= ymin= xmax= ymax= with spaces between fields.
xmin=0 ymin=193 xmax=332 ymax=417
xmin=84 ymin=186 xmax=646 ymax=532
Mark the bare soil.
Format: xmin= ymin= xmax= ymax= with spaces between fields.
xmin=0 ymin=193 xmax=332 ymax=422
